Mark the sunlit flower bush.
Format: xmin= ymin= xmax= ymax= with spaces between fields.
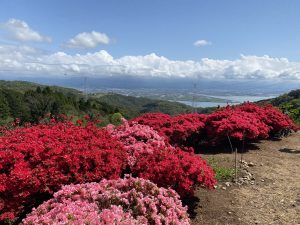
xmin=22 ymin=177 xmax=190 ymax=225
xmin=132 ymin=113 xmax=207 ymax=147
xmin=0 ymin=121 xmax=126 ymax=222
xmin=238 ymin=103 xmax=295 ymax=135
xmin=109 ymin=119 xmax=216 ymax=197
xmin=108 ymin=118 xmax=168 ymax=166
xmin=132 ymin=103 xmax=295 ymax=147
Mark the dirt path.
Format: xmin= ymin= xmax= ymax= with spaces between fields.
xmin=191 ymin=132 xmax=300 ymax=225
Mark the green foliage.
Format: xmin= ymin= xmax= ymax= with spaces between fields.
xmin=207 ymin=157 xmax=235 ymax=181
xmin=0 ymin=91 xmax=10 ymax=120
xmin=269 ymin=89 xmax=300 ymax=124
xmin=110 ymin=112 xmax=123 ymax=126
xmin=0 ymin=80 xmax=210 ymax=125
xmin=94 ymin=93 xmax=197 ymax=119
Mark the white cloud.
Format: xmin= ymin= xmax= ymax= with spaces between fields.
xmin=1 ymin=18 xmax=51 ymax=42
xmin=1 ymin=44 xmax=300 ymax=80
xmin=65 ymin=31 xmax=110 ymax=49
xmin=194 ymin=39 xmax=212 ymax=47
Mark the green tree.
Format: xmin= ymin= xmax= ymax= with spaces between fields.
xmin=0 ymin=91 xmax=10 ymax=119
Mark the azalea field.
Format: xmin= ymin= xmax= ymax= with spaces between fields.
xmin=0 ymin=103 xmax=296 ymax=225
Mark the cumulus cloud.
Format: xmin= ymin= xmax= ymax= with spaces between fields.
xmin=194 ymin=39 xmax=211 ymax=47
xmin=1 ymin=44 xmax=300 ymax=80
xmin=65 ymin=31 xmax=110 ymax=49
xmin=1 ymin=18 xmax=51 ymax=42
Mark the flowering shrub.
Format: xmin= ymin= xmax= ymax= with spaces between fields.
xmin=131 ymin=146 xmax=216 ymax=197
xmin=108 ymin=119 xmax=216 ymax=197
xmin=205 ymin=106 xmax=270 ymax=145
xmin=205 ymin=103 xmax=295 ymax=145
xmin=238 ymin=103 xmax=295 ymax=135
xmin=22 ymin=177 xmax=190 ymax=225
xmin=0 ymin=121 xmax=126 ymax=222
xmin=133 ymin=104 xmax=295 ymax=147
xmin=132 ymin=113 xmax=207 ymax=147
xmin=108 ymin=118 xmax=168 ymax=166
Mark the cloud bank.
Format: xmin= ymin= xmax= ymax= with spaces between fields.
xmin=65 ymin=31 xmax=110 ymax=49
xmin=0 ymin=44 xmax=300 ymax=80
xmin=1 ymin=19 xmax=51 ymax=42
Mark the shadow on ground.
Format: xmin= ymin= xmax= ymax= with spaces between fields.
xmin=182 ymin=196 xmax=200 ymax=219
xmin=194 ymin=142 xmax=260 ymax=155
xmin=279 ymin=148 xmax=300 ymax=154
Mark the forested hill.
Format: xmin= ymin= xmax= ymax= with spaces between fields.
xmin=265 ymin=89 xmax=300 ymax=124
xmin=0 ymin=80 xmax=205 ymax=125
xmin=0 ymin=80 xmax=81 ymax=95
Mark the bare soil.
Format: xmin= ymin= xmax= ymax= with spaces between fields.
xmin=191 ymin=132 xmax=300 ymax=225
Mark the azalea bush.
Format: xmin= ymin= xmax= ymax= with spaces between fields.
xmin=205 ymin=103 xmax=295 ymax=145
xmin=132 ymin=113 xmax=207 ymax=147
xmin=205 ymin=106 xmax=270 ymax=145
xmin=238 ymin=103 xmax=295 ymax=135
xmin=22 ymin=177 xmax=190 ymax=225
xmin=0 ymin=121 xmax=126 ymax=222
xmin=131 ymin=146 xmax=216 ymax=197
xmin=107 ymin=119 xmax=168 ymax=166
xmin=109 ymin=119 xmax=216 ymax=197
xmin=133 ymin=103 xmax=296 ymax=147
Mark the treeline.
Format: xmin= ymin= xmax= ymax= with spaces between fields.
xmin=0 ymin=86 xmax=120 ymax=125
xmin=0 ymin=81 xmax=214 ymax=125
xmin=268 ymin=89 xmax=300 ymax=124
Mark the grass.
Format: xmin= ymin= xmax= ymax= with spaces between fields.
xmin=207 ymin=157 xmax=235 ymax=181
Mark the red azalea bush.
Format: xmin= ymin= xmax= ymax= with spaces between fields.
xmin=238 ymin=103 xmax=295 ymax=135
xmin=133 ymin=103 xmax=295 ymax=147
xmin=22 ymin=177 xmax=190 ymax=225
xmin=108 ymin=119 xmax=216 ymax=197
xmin=131 ymin=113 xmax=172 ymax=139
xmin=131 ymin=146 xmax=216 ymax=197
xmin=205 ymin=103 xmax=295 ymax=145
xmin=205 ymin=106 xmax=270 ymax=145
xmin=132 ymin=113 xmax=207 ymax=147
xmin=0 ymin=121 xmax=126 ymax=222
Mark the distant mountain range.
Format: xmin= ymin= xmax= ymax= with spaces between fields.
xmin=1 ymin=75 xmax=300 ymax=97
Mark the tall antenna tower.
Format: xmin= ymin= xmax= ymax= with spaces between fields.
xmin=192 ymin=83 xmax=197 ymax=112
xmin=83 ymin=76 xmax=88 ymax=101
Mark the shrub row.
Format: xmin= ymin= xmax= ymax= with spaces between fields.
xmin=0 ymin=119 xmax=216 ymax=222
xmin=133 ymin=103 xmax=295 ymax=146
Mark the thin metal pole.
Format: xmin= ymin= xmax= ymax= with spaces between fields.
xmin=227 ymin=133 xmax=234 ymax=153
xmin=241 ymin=130 xmax=245 ymax=167
xmin=235 ymin=147 xmax=238 ymax=182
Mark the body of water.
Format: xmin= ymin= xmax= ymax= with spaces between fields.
xmin=179 ymin=95 xmax=278 ymax=108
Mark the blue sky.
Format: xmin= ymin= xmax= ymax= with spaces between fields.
xmin=0 ymin=0 xmax=300 ymax=80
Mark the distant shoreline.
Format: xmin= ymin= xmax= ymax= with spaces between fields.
xmin=178 ymin=95 xmax=278 ymax=108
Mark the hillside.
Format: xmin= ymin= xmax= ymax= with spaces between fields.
xmin=0 ymin=80 xmax=213 ymax=125
xmin=261 ymin=89 xmax=300 ymax=124
xmin=0 ymin=80 xmax=82 ymax=95
xmin=91 ymin=93 xmax=197 ymax=118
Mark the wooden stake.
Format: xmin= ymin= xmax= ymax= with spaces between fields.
xmin=235 ymin=147 xmax=238 ymax=182
xmin=227 ymin=133 xmax=234 ymax=153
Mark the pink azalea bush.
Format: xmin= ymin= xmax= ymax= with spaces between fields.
xmin=107 ymin=118 xmax=168 ymax=166
xmin=108 ymin=119 xmax=216 ymax=197
xmin=22 ymin=177 xmax=190 ymax=225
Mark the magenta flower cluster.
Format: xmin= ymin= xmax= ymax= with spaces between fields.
xmin=22 ymin=177 xmax=190 ymax=225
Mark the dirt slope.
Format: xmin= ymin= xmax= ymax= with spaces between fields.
xmin=192 ymin=132 xmax=300 ymax=225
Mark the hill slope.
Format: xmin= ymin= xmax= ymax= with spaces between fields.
xmin=261 ymin=89 xmax=300 ymax=124
xmin=0 ymin=80 xmax=209 ymax=125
